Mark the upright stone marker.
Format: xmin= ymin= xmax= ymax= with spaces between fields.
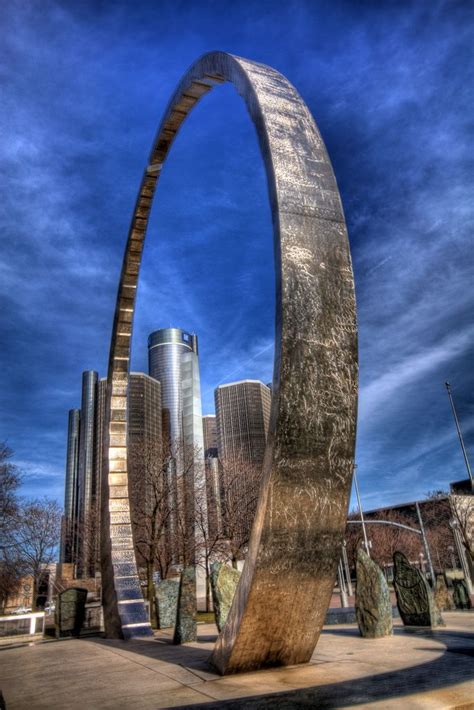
xmin=156 ymin=579 xmax=180 ymax=628
xmin=355 ymin=548 xmax=392 ymax=638
xmin=210 ymin=562 xmax=241 ymax=632
xmin=101 ymin=51 xmax=358 ymax=672
xmin=173 ymin=566 xmax=197 ymax=644
xmin=393 ymin=551 xmax=443 ymax=627
xmin=452 ymin=579 xmax=472 ymax=610
xmin=55 ymin=587 xmax=88 ymax=638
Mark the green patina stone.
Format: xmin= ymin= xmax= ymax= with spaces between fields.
xmin=210 ymin=562 xmax=241 ymax=632
xmin=55 ymin=587 xmax=88 ymax=638
xmin=173 ymin=566 xmax=197 ymax=644
xmin=393 ymin=551 xmax=444 ymax=627
xmin=355 ymin=548 xmax=393 ymax=638
xmin=452 ymin=578 xmax=472 ymax=610
xmin=156 ymin=579 xmax=179 ymax=629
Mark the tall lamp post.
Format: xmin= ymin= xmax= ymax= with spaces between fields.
xmin=353 ymin=465 xmax=370 ymax=557
xmin=445 ymin=382 xmax=473 ymax=490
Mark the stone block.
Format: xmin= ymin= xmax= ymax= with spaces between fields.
xmin=393 ymin=551 xmax=444 ymax=627
xmin=452 ymin=578 xmax=472 ymax=609
xmin=355 ymin=548 xmax=392 ymax=638
xmin=55 ymin=587 xmax=88 ymax=638
xmin=173 ymin=566 xmax=197 ymax=644
xmin=210 ymin=562 xmax=241 ymax=633
xmin=156 ymin=579 xmax=179 ymax=628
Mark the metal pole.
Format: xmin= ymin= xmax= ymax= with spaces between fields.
xmin=338 ymin=560 xmax=349 ymax=608
xmin=415 ymin=502 xmax=435 ymax=586
xmin=450 ymin=520 xmax=473 ymax=595
xmin=353 ymin=466 xmax=370 ymax=557
xmin=445 ymin=382 xmax=473 ymax=489
xmin=342 ymin=540 xmax=353 ymax=596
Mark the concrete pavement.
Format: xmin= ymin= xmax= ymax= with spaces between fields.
xmin=0 ymin=612 xmax=473 ymax=708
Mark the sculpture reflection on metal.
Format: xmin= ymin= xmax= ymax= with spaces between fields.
xmin=101 ymin=52 xmax=358 ymax=673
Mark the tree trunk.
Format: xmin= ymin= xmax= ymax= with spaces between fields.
xmin=205 ymin=560 xmax=211 ymax=613
xmin=146 ymin=562 xmax=157 ymax=628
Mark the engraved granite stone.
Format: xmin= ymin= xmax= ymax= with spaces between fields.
xmin=210 ymin=562 xmax=241 ymax=632
xmin=452 ymin=578 xmax=472 ymax=610
xmin=393 ymin=551 xmax=443 ymax=627
xmin=156 ymin=579 xmax=180 ymax=628
xmin=55 ymin=587 xmax=88 ymax=638
xmin=173 ymin=566 xmax=197 ymax=644
xmin=355 ymin=548 xmax=392 ymax=638
xmin=101 ymin=51 xmax=357 ymax=670
xmin=434 ymin=574 xmax=455 ymax=611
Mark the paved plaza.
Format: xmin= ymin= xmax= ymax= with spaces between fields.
xmin=1 ymin=612 xmax=473 ymax=709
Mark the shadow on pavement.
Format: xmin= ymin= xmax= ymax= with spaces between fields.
xmin=87 ymin=625 xmax=474 ymax=708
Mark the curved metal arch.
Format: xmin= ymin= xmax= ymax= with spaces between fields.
xmin=101 ymin=51 xmax=358 ymax=674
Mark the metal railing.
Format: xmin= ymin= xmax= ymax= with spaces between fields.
xmin=0 ymin=612 xmax=45 ymax=638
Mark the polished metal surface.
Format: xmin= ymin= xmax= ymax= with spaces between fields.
xmin=102 ymin=51 xmax=358 ymax=666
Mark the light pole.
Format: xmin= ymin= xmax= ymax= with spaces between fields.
xmin=445 ymin=382 xmax=473 ymax=490
xmin=342 ymin=540 xmax=353 ymax=596
xmin=449 ymin=518 xmax=473 ymax=595
xmin=353 ymin=465 xmax=370 ymax=557
xmin=337 ymin=560 xmax=349 ymax=608
xmin=415 ymin=502 xmax=435 ymax=586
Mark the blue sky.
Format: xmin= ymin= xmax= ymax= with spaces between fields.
xmin=1 ymin=0 xmax=472 ymax=511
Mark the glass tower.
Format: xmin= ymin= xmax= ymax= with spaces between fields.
xmin=148 ymin=327 xmax=205 ymax=563
xmin=215 ymin=380 xmax=272 ymax=466
xmin=75 ymin=370 xmax=99 ymax=577
xmin=60 ymin=408 xmax=81 ymax=564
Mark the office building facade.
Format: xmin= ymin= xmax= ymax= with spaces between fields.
xmin=215 ymin=380 xmax=271 ymax=466
xmin=60 ymin=408 xmax=81 ymax=564
xmin=202 ymin=414 xmax=221 ymax=538
xmin=128 ymin=373 xmax=162 ymax=560
xmin=61 ymin=370 xmax=162 ymax=578
xmin=75 ymin=370 xmax=99 ymax=577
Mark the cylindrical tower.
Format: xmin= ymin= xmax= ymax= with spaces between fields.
xmin=60 ymin=408 xmax=81 ymax=563
xmin=148 ymin=328 xmax=205 ymax=564
xmin=148 ymin=328 xmax=199 ymax=450
xmin=76 ymin=369 xmax=98 ymax=576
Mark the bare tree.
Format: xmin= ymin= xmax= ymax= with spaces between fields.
xmin=450 ymin=493 xmax=474 ymax=566
xmin=128 ymin=438 xmax=171 ymax=623
xmin=194 ymin=472 xmax=228 ymax=611
xmin=128 ymin=437 xmax=200 ymax=623
xmin=219 ymin=457 xmax=262 ymax=569
xmin=345 ymin=508 xmax=422 ymax=573
xmin=0 ymin=443 xmax=24 ymax=612
xmin=11 ymin=498 xmax=61 ymax=610
xmin=0 ymin=443 xmax=22 ymax=533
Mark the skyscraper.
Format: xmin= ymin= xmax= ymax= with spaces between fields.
xmin=148 ymin=327 xmax=205 ymax=563
xmin=215 ymin=380 xmax=271 ymax=466
xmin=127 ymin=372 xmax=162 ymax=567
xmin=60 ymin=408 xmax=80 ymax=564
xmin=76 ymin=370 xmax=99 ymax=577
xmin=202 ymin=414 xmax=221 ymax=538
xmin=62 ymin=370 xmax=162 ymax=579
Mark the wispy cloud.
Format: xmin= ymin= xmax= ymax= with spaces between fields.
xmin=1 ymin=0 xmax=472 ymax=509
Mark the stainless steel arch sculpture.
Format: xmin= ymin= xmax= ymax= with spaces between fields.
xmin=101 ymin=51 xmax=358 ymax=674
